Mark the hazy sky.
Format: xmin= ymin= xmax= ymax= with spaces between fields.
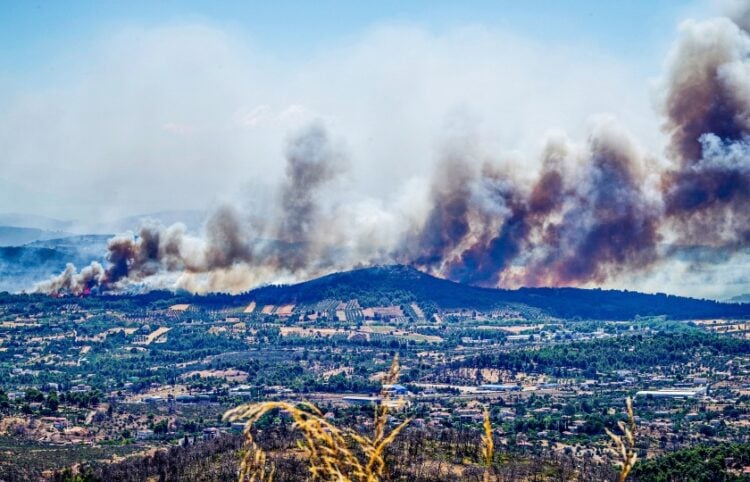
xmin=0 ymin=1 xmax=701 ymax=71
xmin=0 ymin=0 xmax=711 ymax=221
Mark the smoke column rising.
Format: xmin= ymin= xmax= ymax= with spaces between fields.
xmin=37 ymin=5 xmax=750 ymax=295
xmin=37 ymin=125 xmax=346 ymax=294
xmin=661 ymin=15 xmax=750 ymax=246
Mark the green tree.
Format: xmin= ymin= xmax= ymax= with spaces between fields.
xmin=46 ymin=391 xmax=60 ymax=412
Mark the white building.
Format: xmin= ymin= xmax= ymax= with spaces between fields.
xmin=635 ymin=386 xmax=707 ymax=399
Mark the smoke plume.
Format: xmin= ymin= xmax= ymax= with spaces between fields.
xmin=275 ymin=122 xmax=343 ymax=270
xmin=661 ymin=14 xmax=750 ymax=246
xmin=37 ymin=125 xmax=346 ymax=294
xmin=403 ymin=121 xmax=661 ymax=288
xmin=36 ymin=4 xmax=750 ymax=295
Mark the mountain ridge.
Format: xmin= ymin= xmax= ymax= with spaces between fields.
xmin=0 ymin=226 xmax=75 ymax=247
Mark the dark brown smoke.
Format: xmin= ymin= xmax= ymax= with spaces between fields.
xmin=661 ymin=16 xmax=750 ymax=246
xmin=201 ymin=206 xmax=253 ymax=269
xmin=442 ymin=164 xmax=528 ymax=286
xmin=36 ymin=224 xmax=167 ymax=295
xmin=408 ymin=155 xmax=474 ymax=272
xmin=405 ymin=123 xmax=662 ymax=288
xmin=526 ymin=128 xmax=661 ymax=286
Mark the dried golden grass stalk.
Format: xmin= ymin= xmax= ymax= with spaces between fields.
xmin=481 ymin=407 xmax=494 ymax=482
xmin=224 ymin=356 xmax=410 ymax=482
xmin=605 ymin=397 xmax=638 ymax=482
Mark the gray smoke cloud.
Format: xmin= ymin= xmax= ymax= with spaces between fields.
xmin=36 ymin=3 xmax=750 ymax=295
xmin=37 ymin=124 xmax=347 ymax=294
xmin=275 ymin=122 xmax=343 ymax=270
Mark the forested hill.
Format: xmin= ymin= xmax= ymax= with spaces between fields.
xmin=247 ymin=265 xmax=750 ymax=320
xmin=5 ymin=264 xmax=750 ymax=320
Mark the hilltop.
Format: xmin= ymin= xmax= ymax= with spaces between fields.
xmin=246 ymin=265 xmax=750 ymax=320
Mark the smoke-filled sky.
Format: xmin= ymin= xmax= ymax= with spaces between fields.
xmin=3 ymin=0 xmax=750 ymax=299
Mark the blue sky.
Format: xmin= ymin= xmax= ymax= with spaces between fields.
xmin=1 ymin=0 xmax=701 ymax=82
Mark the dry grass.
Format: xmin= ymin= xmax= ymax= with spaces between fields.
xmin=225 ymin=358 xmax=511 ymax=482
xmin=605 ymin=397 xmax=637 ymax=482
xmin=481 ymin=407 xmax=494 ymax=482
xmin=224 ymin=356 xmax=411 ymax=482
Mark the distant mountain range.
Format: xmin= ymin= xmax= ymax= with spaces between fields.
xmin=727 ymin=293 xmax=750 ymax=304
xmin=0 ymin=209 xmax=208 ymax=293
xmin=0 ymin=235 xmax=110 ymax=293
xmin=0 ymin=209 xmax=205 ymax=236
xmin=0 ymin=213 xmax=75 ymax=232
xmin=0 ymin=226 xmax=75 ymax=247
